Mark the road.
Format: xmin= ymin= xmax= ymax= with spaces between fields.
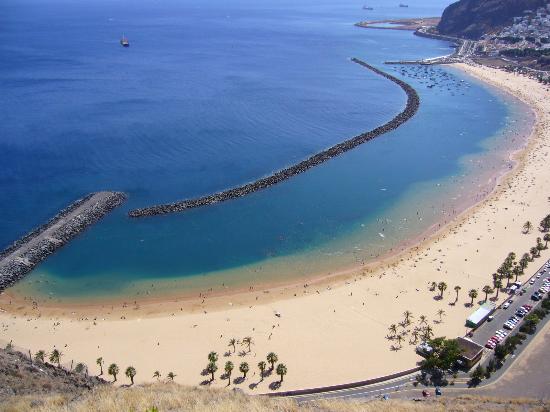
xmin=469 ymin=259 xmax=550 ymax=350
xmin=288 ymin=257 xmax=550 ymax=403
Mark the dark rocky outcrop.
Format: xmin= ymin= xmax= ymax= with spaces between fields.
xmin=129 ymin=59 xmax=420 ymax=218
xmin=437 ymin=0 xmax=548 ymax=40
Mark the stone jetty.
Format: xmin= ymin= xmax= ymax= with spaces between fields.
xmin=0 ymin=191 xmax=126 ymax=292
xmin=128 ymin=58 xmax=420 ymax=218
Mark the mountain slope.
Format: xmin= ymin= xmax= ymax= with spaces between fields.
xmin=437 ymin=0 xmax=549 ymax=39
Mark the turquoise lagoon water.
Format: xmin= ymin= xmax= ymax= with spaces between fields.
xmin=0 ymin=0 xmax=533 ymax=300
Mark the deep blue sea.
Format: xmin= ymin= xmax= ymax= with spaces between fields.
xmin=0 ymin=0 xmax=533 ymax=300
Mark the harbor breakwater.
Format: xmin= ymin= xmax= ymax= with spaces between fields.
xmin=0 ymin=192 xmax=126 ymax=292
xmin=128 ymin=58 xmax=420 ymax=218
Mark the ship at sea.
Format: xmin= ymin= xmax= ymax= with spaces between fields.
xmin=399 ymin=3 xmax=409 ymax=7
xmin=363 ymin=5 xmax=374 ymax=10
xmin=120 ymin=35 xmax=129 ymax=47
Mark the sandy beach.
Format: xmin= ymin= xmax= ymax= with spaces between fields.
xmin=1 ymin=63 xmax=549 ymax=393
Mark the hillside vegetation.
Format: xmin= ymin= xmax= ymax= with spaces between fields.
xmin=437 ymin=0 xmax=548 ymax=39
xmin=3 ymin=385 xmax=550 ymax=412
xmin=1 ymin=348 xmax=549 ymax=411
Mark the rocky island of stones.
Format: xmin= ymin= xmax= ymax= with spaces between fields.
xmin=0 ymin=191 xmax=126 ymax=292
xmin=128 ymin=58 xmax=420 ymax=218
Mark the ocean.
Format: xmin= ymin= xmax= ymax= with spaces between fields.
xmin=0 ymin=0 xmax=533 ymax=300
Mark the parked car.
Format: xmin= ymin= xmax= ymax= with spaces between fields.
xmin=503 ymin=300 xmax=513 ymax=309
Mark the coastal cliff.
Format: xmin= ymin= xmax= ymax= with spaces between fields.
xmin=437 ymin=0 xmax=548 ymax=39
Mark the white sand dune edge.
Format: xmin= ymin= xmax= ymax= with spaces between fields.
xmin=1 ymin=63 xmax=549 ymax=393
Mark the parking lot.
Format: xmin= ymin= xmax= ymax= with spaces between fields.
xmin=469 ymin=259 xmax=550 ymax=350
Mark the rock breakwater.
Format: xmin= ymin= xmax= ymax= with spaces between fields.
xmin=128 ymin=58 xmax=420 ymax=218
xmin=0 ymin=192 xmax=126 ymax=292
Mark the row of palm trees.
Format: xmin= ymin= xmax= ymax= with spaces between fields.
xmin=205 ymin=351 xmax=287 ymax=385
xmin=33 ymin=350 xmax=139 ymax=385
xmin=523 ymin=214 xmax=550 ymax=234
xmin=469 ymin=216 xmax=550 ymax=308
xmin=227 ymin=336 xmax=253 ymax=354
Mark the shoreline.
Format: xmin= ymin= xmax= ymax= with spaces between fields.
xmin=1 ymin=63 xmax=549 ymax=393
xmin=3 ymin=66 xmax=532 ymax=314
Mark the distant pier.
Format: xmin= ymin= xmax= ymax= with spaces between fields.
xmin=0 ymin=191 xmax=126 ymax=292
xmin=128 ymin=58 xmax=420 ymax=218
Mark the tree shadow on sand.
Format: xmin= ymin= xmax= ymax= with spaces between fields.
xmin=269 ymin=381 xmax=281 ymax=391
xmin=233 ymin=377 xmax=245 ymax=385
xmin=249 ymin=382 xmax=258 ymax=390
xmin=200 ymin=379 xmax=212 ymax=386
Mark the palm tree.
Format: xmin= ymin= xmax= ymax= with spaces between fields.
xmin=519 ymin=255 xmax=529 ymax=272
xmin=505 ymin=271 xmax=514 ymax=288
xmin=49 ymin=349 xmax=62 ymax=368
xmin=108 ymin=363 xmax=119 ymax=382
xmin=34 ymin=350 xmax=46 ymax=363
xmin=395 ymin=334 xmax=404 ymax=348
xmin=540 ymin=215 xmax=550 ymax=232
xmin=125 ymin=366 xmax=136 ymax=385
xmin=468 ymin=289 xmax=478 ymax=306
xmin=208 ymin=351 xmax=218 ymax=364
xmin=153 ymin=370 xmax=161 ymax=381
xmin=536 ymin=237 xmax=544 ymax=252
xmin=403 ymin=310 xmax=413 ymax=325
xmin=206 ymin=362 xmax=218 ymax=381
xmin=276 ymin=363 xmax=287 ymax=383
xmin=422 ymin=325 xmax=434 ymax=341
xmin=494 ymin=279 xmax=502 ymax=299
xmin=167 ymin=372 xmax=176 ymax=381
xmin=224 ymin=361 xmax=234 ymax=385
xmin=482 ymin=285 xmax=493 ymax=302
xmin=523 ymin=221 xmax=533 ymax=233
xmin=436 ymin=309 xmax=446 ymax=322
xmin=258 ymin=361 xmax=267 ymax=381
xmin=388 ymin=324 xmax=398 ymax=337
xmin=418 ymin=315 xmax=428 ymax=325
xmin=242 ymin=336 xmax=253 ymax=353
xmin=544 ymin=233 xmax=550 ymax=248
xmin=429 ymin=282 xmax=437 ymax=292
xmin=512 ymin=266 xmax=522 ymax=282
xmin=239 ymin=362 xmax=249 ymax=379
xmin=437 ymin=282 xmax=447 ymax=298
xmin=228 ymin=338 xmax=238 ymax=353
xmin=267 ymin=352 xmax=278 ymax=370
xmin=75 ymin=363 xmax=86 ymax=374
xmin=96 ymin=357 xmax=104 ymax=376
xmin=410 ymin=330 xmax=420 ymax=345
xmin=530 ymin=246 xmax=539 ymax=259
xmin=454 ymin=286 xmax=461 ymax=302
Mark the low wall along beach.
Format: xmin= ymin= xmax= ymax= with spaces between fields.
xmin=128 ymin=58 xmax=420 ymax=218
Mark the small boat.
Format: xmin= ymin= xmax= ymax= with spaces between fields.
xmin=120 ymin=34 xmax=129 ymax=47
xmin=363 ymin=5 xmax=374 ymax=10
xmin=399 ymin=3 xmax=409 ymax=7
